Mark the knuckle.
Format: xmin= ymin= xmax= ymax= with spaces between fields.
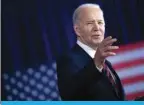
xmin=108 ymin=46 xmax=111 ymax=49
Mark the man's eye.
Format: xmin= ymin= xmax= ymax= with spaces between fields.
xmin=98 ymin=21 xmax=103 ymax=24
xmin=87 ymin=23 xmax=93 ymax=25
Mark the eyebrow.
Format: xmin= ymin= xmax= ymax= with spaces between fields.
xmin=86 ymin=20 xmax=95 ymax=22
xmin=86 ymin=20 xmax=104 ymax=22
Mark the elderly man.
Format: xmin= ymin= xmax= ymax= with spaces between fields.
xmin=56 ymin=3 xmax=125 ymax=100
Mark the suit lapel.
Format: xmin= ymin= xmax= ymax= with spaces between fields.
xmin=71 ymin=44 xmax=93 ymax=69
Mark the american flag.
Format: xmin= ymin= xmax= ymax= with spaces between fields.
xmin=2 ymin=41 xmax=144 ymax=101
xmin=2 ymin=62 xmax=61 ymax=101
xmin=107 ymin=41 xmax=144 ymax=100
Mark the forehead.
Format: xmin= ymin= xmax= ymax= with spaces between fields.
xmin=78 ymin=7 xmax=104 ymax=21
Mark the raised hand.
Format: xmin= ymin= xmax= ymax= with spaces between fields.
xmin=94 ymin=36 xmax=119 ymax=69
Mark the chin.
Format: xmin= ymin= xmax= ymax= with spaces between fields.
xmin=93 ymin=39 xmax=102 ymax=44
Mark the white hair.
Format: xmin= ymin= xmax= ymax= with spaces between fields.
xmin=72 ymin=3 xmax=103 ymax=25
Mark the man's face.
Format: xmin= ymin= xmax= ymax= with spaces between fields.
xmin=74 ymin=7 xmax=105 ymax=48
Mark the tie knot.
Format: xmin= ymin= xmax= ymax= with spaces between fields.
xmin=103 ymin=63 xmax=107 ymax=69
xmin=102 ymin=63 xmax=108 ymax=73
xmin=102 ymin=64 xmax=111 ymax=78
xmin=102 ymin=68 xmax=107 ymax=75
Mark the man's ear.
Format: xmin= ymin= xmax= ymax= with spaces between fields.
xmin=74 ymin=25 xmax=81 ymax=37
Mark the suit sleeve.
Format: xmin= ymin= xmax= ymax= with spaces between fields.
xmin=56 ymin=55 xmax=102 ymax=100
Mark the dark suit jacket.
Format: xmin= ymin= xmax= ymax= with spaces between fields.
xmin=56 ymin=44 xmax=125 ymax=101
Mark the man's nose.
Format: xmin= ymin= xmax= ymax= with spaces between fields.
xmin=93 ymin=22 xmax=99 ymax=30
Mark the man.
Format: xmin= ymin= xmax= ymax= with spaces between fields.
xmin=56 ymin=3 xmax=125 ymax=100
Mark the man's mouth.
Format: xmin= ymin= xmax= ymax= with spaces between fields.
xmin=92 ymin=35 xmax=100 ymax=39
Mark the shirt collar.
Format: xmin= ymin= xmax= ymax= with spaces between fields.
xmin=77 ymin=40 xmax=96 ymax=58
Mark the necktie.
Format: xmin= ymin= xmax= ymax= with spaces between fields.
xmin=102 ymin=64 xmax=115 ymax=85
xmin=102 ymin=64 xmax=119 ymax=97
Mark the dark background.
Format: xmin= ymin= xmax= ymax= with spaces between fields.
xmin=2 ymin=0 xmax=144 ymax=100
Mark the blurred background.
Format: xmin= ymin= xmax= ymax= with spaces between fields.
xmin=2 ymin=0 xmax=144 ymax=100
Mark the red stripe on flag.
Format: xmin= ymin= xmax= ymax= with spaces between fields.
xmin=126 ymin=91 xmax=144 ymax=100
xmin=113 ymin=59 xmax=144 ymax=70
xmin=121 ymin=75 xmax=144 ymax=85
xmin=109 ymin=41 xmax=144 ymax=100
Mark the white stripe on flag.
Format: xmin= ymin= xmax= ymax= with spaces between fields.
xmin=107 ymin=48 xmax=144 ymax=64
xmin=124 ymin=81 xmax=144 ymax=94
xmin=106 ymin=42 xmax=144 ymax=100
xmin=117 ymin=65 xmax=144 ymax=79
